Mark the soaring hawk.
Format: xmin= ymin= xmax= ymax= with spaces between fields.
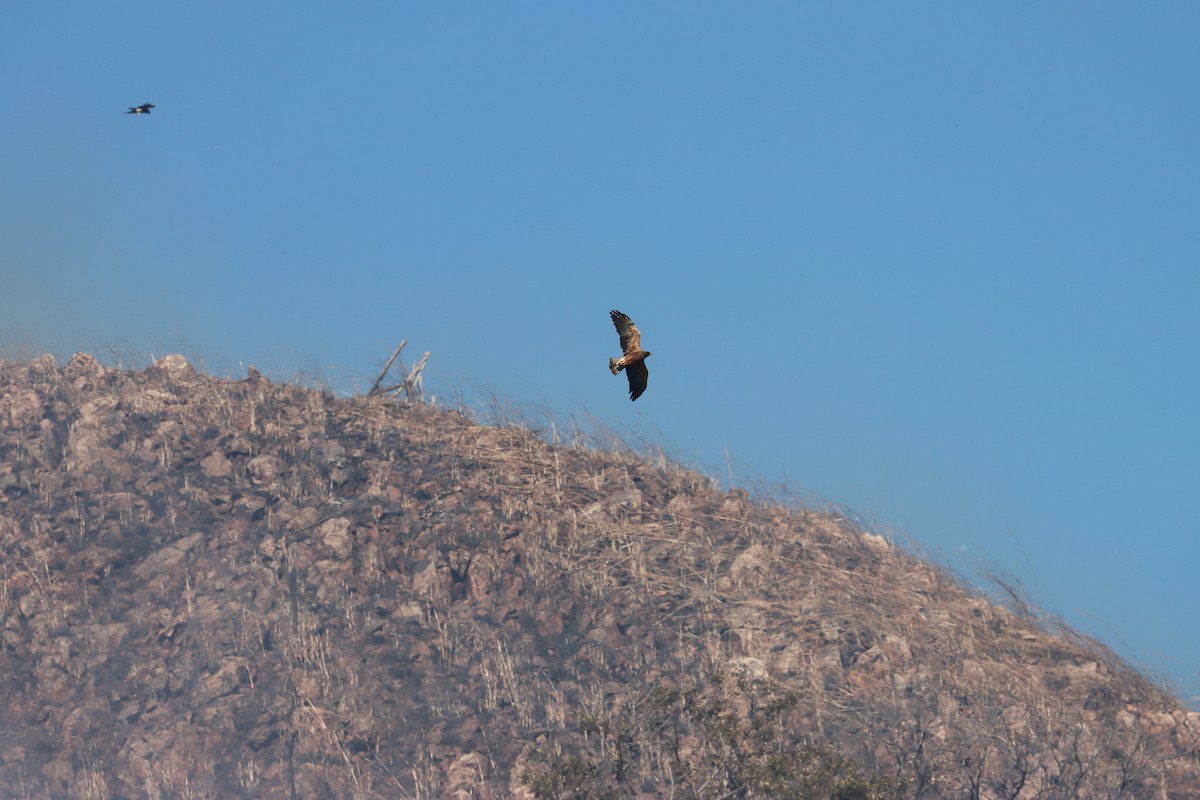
xmin=608 ymin=310 xmax=652 ymax=401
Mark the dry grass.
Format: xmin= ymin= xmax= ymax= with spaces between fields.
xmin=0 ymin=353 xmax=1196 ymax=798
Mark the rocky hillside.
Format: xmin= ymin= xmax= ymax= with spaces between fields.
xmin=0 ymin=353 xmax=1196 ymax=799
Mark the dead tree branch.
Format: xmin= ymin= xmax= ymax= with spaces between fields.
xmin=368 ymin=341 xmax=430 ymax=403
xmin=369 ymin=340 xmax=407 ymax=396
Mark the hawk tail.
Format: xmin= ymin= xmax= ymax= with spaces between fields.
xmin=609 ymin=357 xmax=623 ymax=375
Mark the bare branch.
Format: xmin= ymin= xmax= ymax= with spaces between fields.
xmin=368 ymin=340 xmax=407 ymax=396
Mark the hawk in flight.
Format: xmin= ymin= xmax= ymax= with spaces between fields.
xmin=126 ymin=103 xmax=155 ymax=115
xmin=608 ymin=310 xmax=652 ymax=401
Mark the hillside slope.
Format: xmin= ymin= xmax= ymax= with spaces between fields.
xmin=0 ymin=353 xmax=1196 ymax=798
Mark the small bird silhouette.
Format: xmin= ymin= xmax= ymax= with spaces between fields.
xmin=126 ymin=103 xmax=155 ymax=115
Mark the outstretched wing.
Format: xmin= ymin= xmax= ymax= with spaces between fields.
xmin=610 ymin=310 xmax=642 ymax=356
xmin=625 ymin=360 xmax=649 ymax=401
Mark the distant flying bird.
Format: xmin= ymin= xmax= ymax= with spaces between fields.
xmin=608 ymin=310 xmax=652 ymax=401
xmin=126 ymin=103 xmax=155 ymax=115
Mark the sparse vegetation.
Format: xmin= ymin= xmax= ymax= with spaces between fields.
xmin=522 ymin=673 xmax=898 ymax=799
xmin=0 ymin=352 xmax=1196 ymax=798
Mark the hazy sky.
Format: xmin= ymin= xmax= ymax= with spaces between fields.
xmin=3 ymin=3 xmax=1197 ymax=701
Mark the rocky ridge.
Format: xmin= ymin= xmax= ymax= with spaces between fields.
xmin=0 ymin=353 xmax=1196 ymax=798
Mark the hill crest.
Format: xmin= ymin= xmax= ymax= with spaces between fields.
xmin=0 ymin=352 xmax=1196 ymax=798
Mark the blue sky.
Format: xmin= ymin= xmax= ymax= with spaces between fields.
xmin=3 ymin=3 xmax=1197 ymax=701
